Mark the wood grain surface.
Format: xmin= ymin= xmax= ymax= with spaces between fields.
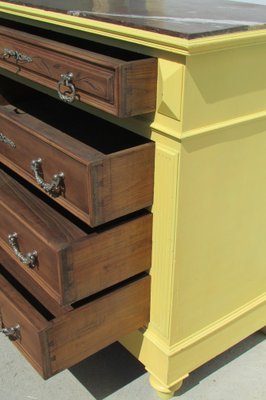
xmin=0 ymin=24 xmax=157 ymax=116
xmin=0 ymin=168 xmax=152 ymax=306
xmin=0 ymin=80 xmax=155 ymax=226
xmin=0 ymin=268 xmax=150 ymax=379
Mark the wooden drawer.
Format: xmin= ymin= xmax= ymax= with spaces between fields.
xmin=0 ymin=264 xmax=150 ymax=379
xmin=0 ymin=168 xmax=152 ymax=307
xmin=0 ymin=249 xmax=70 ymax=317
xmin=0 ymin=23 xmax=157 ymax=117
xmin=0 ymin=80 xmax=154 ymax=226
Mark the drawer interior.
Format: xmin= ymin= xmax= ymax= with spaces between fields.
xmin=0 ymin=75 xmax=154 ymax=226
xmin=0 ymin=248 xmax=71 ymax=316
xmin=0 ymin=17 xmax=146 ymax=61
xmin=0 ymin=75 xmax=151 ymax=154
xmin=0 ymin=262 xmax=55 ymax=321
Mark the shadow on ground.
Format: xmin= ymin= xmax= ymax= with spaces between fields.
xmin=69 ymin=342 xmax=146 ymax=399
xmin=69 ymin=331 xmax=265 ymax=399
xmin=176 ymin=331 xmax=265 ymax=397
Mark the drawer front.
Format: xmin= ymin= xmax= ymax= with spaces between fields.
xmin=0 ymin=85 xmax=155 ymax=226
xmin=0 ymin=168 xmax=152 ymax=306
xmin=0 ymin=206 xmax=62 ymax=296
xmin=0 ymin=168 xmax=85 ymax=302
xmin=0 ymin=25 xmax=157 ymax=117
xmin=0 ymin=266 xmax=47 ymax=375
xmin=0 ymin=267 xmax=150 ymax=379
xmin=0 ymin=34 xmax=116 ymax=105
xmin=0 ymin=249 xmax=70 ymax=317
xmin=0 ymin=109 xmax=93 ymax=222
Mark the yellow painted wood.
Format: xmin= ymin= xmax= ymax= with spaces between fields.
xmin=148 ymin=140 xmax=180 ymax=342
xmin=157 ymin=60 xmax=184 ymax=121
xmin=172 ymin=122 xmax=266 ymax=341
xmin=124 ymin=34 xmax=266 ymax=397
xmin=1 ymin=4 xmax=266 ymax=398
xmin=182 ymin=44 xmax=266 ymax=132
xmin=152 ymin=59 xmax=185 ymax=139
xmin=122 ymin=49 xmax=266 ymax=395
xmin=149 ymin=375 xmax=183 ymax=400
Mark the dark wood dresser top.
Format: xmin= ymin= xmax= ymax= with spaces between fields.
xmin=1 ymin=0 xmax=266 ymax=39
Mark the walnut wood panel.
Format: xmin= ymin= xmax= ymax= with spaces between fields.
xmin=0 ymin=264 xmax=48 ymax=374
xmin=0 ymin=269 xmax=150 ymax=379
xmin=0 ymin=95 xmax=155 ymax=227
xmin=0 ymin=169 xmax=152 ymax=306
xmin=0 ymin=25 xmax=157 ymax=117
xmin=0 ymin=249 xmax=71 ymax=317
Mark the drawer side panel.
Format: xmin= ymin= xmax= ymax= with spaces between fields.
xmin=119 ymin=58 xmax=157 ymax=117
xmin=69 ymin=213 xmax=152 ymax=303
xmin=45 ymin=275 xmax=150 ymax=377
xmin=90 ymin=143 xmax=155 ymax=226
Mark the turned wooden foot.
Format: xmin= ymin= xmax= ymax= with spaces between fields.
xmin=261 ymin=326 xmax=266 ymax=335
xmin=156 ymin=392 xmax=176 ymax=400
xmin=149 ymin=374 xmax=183 ymax=399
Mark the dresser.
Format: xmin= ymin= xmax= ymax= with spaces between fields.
xmin=0 ymin=1 xmax=266 ymax=399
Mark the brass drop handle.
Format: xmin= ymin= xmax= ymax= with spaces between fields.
xmin=8 ymin=233 xmax=38 ymax=269
xmin=57 ymin=72 xmax=76 ymax=103
xmin=2 ymin=48 xmax=32 ymax=63
xmin=0 ymin=324 xmax=20 ymax=340
xmin=31 ymin=158 xmax=64 ymax=197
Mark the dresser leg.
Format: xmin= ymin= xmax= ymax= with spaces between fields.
xmin=261 ymin=326 xmax=266 ymax=335
xmin=149 ymin=374 xmax=183 ymax=399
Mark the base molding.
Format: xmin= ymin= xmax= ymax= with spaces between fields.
xmin=120 ymin=293 xmax=266 ymax=390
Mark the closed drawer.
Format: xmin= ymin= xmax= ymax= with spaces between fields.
xmin=0 ymin=168 xmax=152 ymax=307
xmin=0 ymin=23 xmax=157 ymax=117
xmin=0 ymin=264 xmax=150 ymax=379
xmin=0 ymin=80 xmax=154 ymax=226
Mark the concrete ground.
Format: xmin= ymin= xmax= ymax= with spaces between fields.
xmin=0 ymin=330 xmax=265 ymax=400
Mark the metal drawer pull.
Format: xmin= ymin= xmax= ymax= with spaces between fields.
xmin=0 ymin=132 xmax=16 ymax=148
xmin=2 ymin=48 xmax=32 ymax=63
xmin=8 ymin=233 xmax=38 ymax=268
xmin=0 ymin=324 xmax=20 ymax=340
xmin=31 ymin=158 xmax=64 ymax=197
xmin=57 ymin=72 xmax=76 ymax=103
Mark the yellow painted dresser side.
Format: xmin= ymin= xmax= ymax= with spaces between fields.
xmin=122 ymin=40 xmax=266 ymax=398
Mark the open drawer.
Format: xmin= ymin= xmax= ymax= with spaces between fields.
xmin=0 ymin=168 xmax=152 ymax=307
xmin=0 ymin=22 xmax=157 ymax=117
xmin=0 ymin=78 xmax=155 ymax=226
xmin=0 ymin=264 xmax=150 ymax=379
xmin=0 ymin=249 xmax=70 ymax=317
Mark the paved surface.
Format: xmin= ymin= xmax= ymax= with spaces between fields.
xmin=0 ymin=330 xmax=265 ymax=400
